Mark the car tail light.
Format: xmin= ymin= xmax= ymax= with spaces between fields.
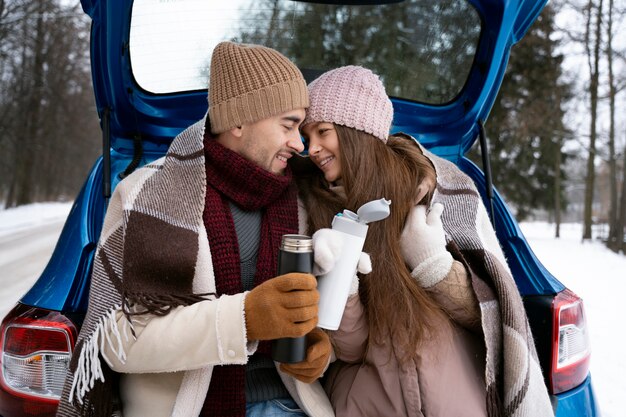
xmin=550 ymin=289 xmax=590 ymax=394
xmin=0 ymin=304 xmax=77 ymax=416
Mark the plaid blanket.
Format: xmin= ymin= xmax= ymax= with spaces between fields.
xmin=423 ymin=145 xmax=554 ymax=417
xmin=57 ymin=117 xmax=224 ymax=416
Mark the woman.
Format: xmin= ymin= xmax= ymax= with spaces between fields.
xmin=293 ymin=66 xmax=554 ymax=417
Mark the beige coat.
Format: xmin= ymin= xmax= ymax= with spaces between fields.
xmin=325 ymin=260 xmax=488 ymax=417
xmin=88 ymin=150 xmax=334 ymax=417
xmin=102 ymin=297 xmax=333 ymax=417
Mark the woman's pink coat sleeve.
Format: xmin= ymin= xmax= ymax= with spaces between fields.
xmin=327 ymin=294 xmax=369 ymax=363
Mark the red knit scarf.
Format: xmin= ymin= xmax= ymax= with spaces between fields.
xmin=200 ymin=132 xmax=299 ymax=416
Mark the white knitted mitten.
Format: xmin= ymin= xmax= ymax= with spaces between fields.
xmin=400 ymin=203 xmax=454 ymax=287
xmin=312 ymin=228 xmax=371 ymax=296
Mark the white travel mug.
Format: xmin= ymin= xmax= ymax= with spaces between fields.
xmin=317 ymin=198 xmax=391 ymax=330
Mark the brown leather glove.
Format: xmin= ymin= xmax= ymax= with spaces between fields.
xmin=280 ymin=328 xmax=332 ymax=383
xmin=245 ymin=272 xmax=319 ymax=341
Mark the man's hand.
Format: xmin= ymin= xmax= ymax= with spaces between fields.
xmin=280 ymin=328 xmax=332 ymax=383
xmin=245 ymin=273 xmax=319 ymax=341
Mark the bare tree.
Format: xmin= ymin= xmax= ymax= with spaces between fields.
xmin=619 ymin=142 xmax=626 ymax=252
xmin=582 ymin=0 xmax=603 ymax=240
xmin=555 ymin=134 xmax=564 ymax=237
xmin=5 ymin=0 xmax=45 ymax=207
xmin=1 ymin=0 xmax=99 ymax=208
xmin=605 ymin=0 xmax=622 ymax=251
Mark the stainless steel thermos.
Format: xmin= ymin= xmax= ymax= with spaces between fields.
xmin=271 ymin=234 xmax=313 ymax=363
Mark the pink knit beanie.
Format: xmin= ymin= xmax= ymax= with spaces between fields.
xmin=303 ymin=66 xmax=393 ymax=143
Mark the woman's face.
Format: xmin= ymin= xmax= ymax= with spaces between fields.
xmin=301 ymin=122 xmax=342 ymax=183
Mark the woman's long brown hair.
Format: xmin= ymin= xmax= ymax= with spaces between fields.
xmin=295 ymin=125 xmax=449 ymax=364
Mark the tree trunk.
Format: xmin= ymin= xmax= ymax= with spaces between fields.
xmin=555 ymin=137 xmax=562 ymax=238
xmin=5 ymin=5 xmax=32 ymax=207
xmin=7 ymin=0 xmax=46 ymax=207
xmin=582 ymin=0 xmax=603 ymax=241
xmin=265 ymin=0 xmax=281 ymax=45
xmin=606 ymin=0 xmax=619 ymax=252
xmin=618 ymin=142 xmax=626 ymax=253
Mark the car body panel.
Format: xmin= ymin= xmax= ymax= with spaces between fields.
xmin=20 ymin=160 xmax=103 ymax=313
xmin=554 ymin=376 xmax=600 ymax=417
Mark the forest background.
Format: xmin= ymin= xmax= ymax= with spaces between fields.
xmin=0 ymin=0 xmax=624 ymax=252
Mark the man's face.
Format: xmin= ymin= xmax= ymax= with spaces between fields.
xmin=237 ymin=109 xmax=306 ymax=175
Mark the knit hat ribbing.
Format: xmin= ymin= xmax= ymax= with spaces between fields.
xmin=303 ymin=66 xmax=393 ymax=142
xmin=208 ymin=42 xmax=309 ymax=134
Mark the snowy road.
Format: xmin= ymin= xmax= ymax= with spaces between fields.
xmin=0 ymin=205 xmax=69 ymax=319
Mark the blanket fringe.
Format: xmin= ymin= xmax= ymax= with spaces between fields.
xmin=68 ymin=292 xmax=214 ymax=405
xmin=122 ymin=291 xmax=214 ymax=317
xmin=69 ymin=305 xmax=129 ymax=405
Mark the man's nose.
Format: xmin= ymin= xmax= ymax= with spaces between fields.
xmin=289 ymin=134 xmax=305 ymax=153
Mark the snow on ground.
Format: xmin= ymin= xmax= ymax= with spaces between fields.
xmin=0 ymin=204 xmax=623 ymax=416
xmin=0 ymin=202 xmax=72 ymax=238
xmin=0 ymin=202 xmax=73 ymax=319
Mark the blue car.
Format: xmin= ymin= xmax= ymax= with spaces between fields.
xmin=0 ymin=0 xmax=600 ymax=416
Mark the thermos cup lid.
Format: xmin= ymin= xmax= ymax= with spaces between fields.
xmin=280 ymin=234 xmax=313 ymax=253
xmin=356 ymin=198 xmax=391 ymax=224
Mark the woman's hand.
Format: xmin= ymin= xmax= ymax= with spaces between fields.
xmin=400 ymin=203 xmax=453 ymax=286
xmin=312 ymin=228 xmax=371 ymax=295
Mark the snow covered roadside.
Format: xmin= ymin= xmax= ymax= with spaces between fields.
xmin=0 ymin=202 xmax=73 ymax=238
xmin=0 ymin=202 xmax=73 ymax=319
xmin=520 ymin=222 xmax=624 ymax=417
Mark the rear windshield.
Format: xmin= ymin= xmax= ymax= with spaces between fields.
xmin=129 ymin=0 xmax=481 ymax=105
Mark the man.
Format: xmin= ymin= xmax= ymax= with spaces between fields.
xmin=57 ymin=42 xmax=334 ymax=417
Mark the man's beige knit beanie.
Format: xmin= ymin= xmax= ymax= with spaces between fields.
xmin=208 ymin=42 xmax=309 ymax=134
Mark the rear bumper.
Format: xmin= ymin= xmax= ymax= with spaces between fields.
xmin=554 ymin=375 xmax=601 ymax=416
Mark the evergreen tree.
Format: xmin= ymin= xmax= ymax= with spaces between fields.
xmin=234 ymin=1 xmax=571 ymax=223
xmin=236 ymin=0 xmax=480 ymax=104
xmin=471 ymin=4 xmax=573 ymax=222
